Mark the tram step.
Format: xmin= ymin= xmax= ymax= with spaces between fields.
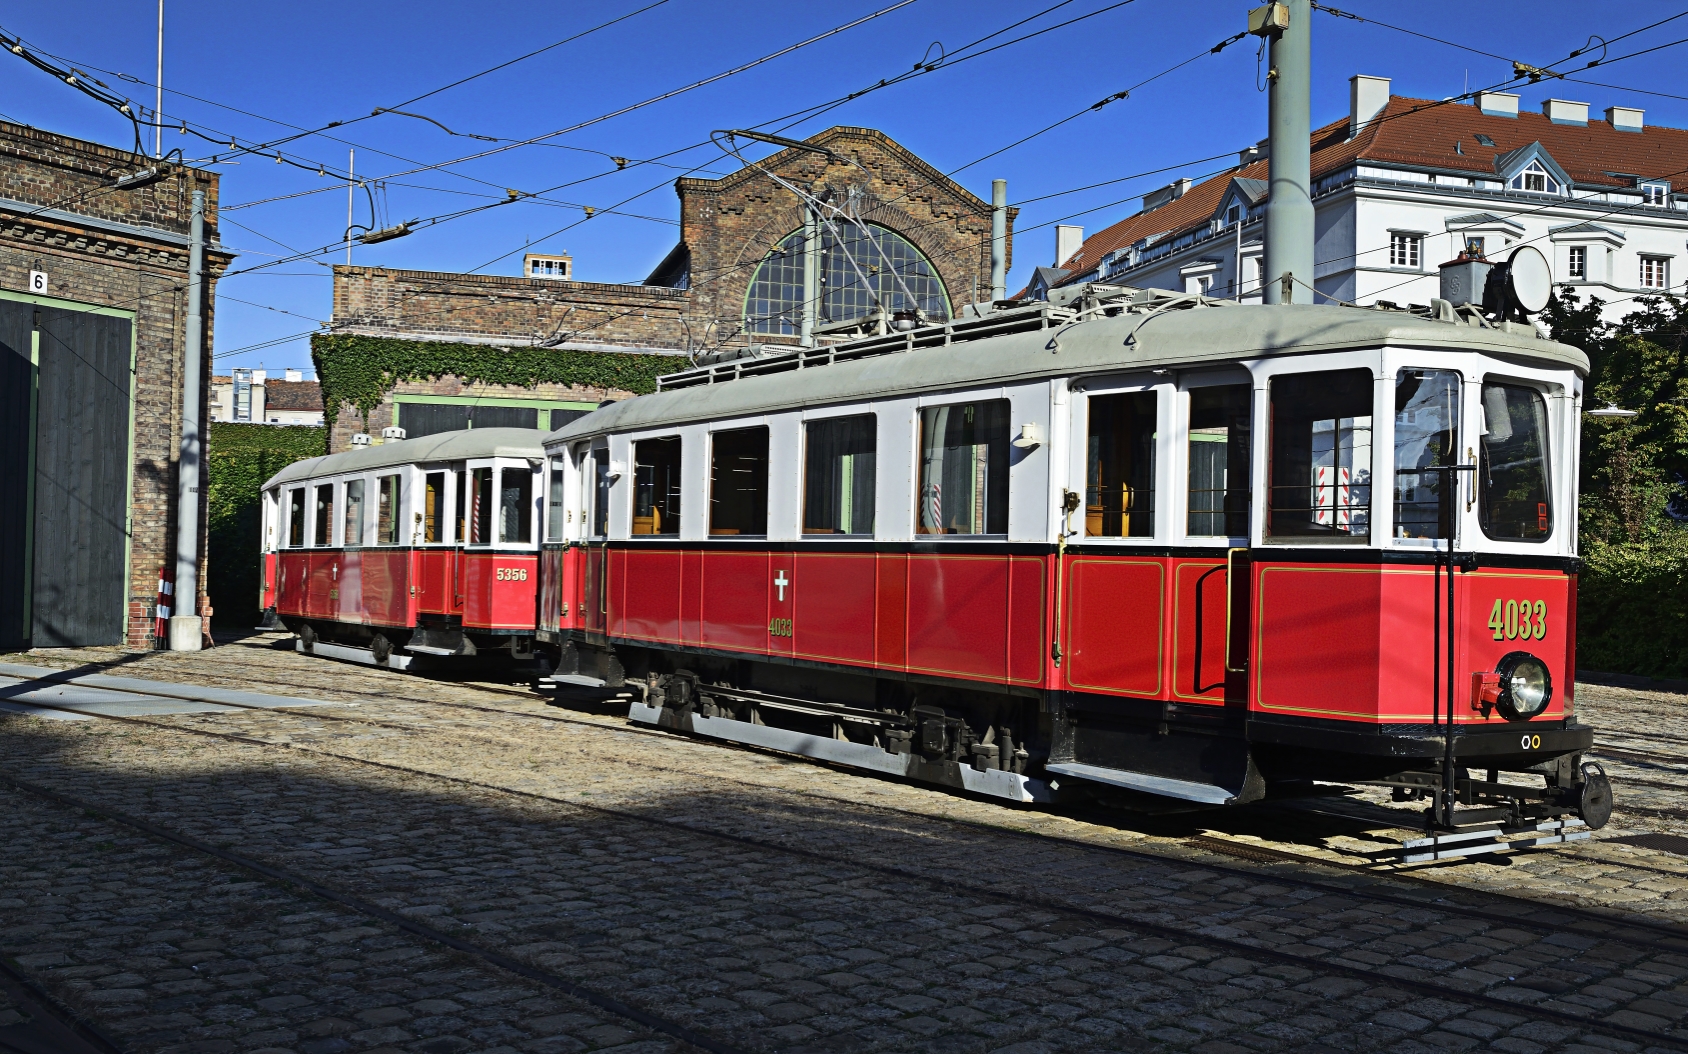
xmin=627 ymin=701 xmax=1054 ymax=804
xmin=537 ymin=673 xmax=608 ymax=689
xmin=403 ymin=644 xmax=462 ymax=656
xmin=1393 ymin=818 xmax=1590 ymax=863
xmin=1043 ymin=762 xmax=1241 ymax=805
xmin=297 ymin=640 xmax=415 ymax=670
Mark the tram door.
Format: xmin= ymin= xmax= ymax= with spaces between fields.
xmin=580 ymin=443 xmax=610 ymax=641
xmin=1181 ymin=382 xmax=1254 ymax=706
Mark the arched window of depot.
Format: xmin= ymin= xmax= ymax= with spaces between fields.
xmin=744 ymin=221 xmax=951 ymax=337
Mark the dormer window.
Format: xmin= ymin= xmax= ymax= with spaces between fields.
xmin=1642 ymin=182 xmax=1671 ymax=207
xmin=1226 ymin=204 xmax=1240 ymax=225
xmin=1511 ymin=161 xmax=1558 ymax=194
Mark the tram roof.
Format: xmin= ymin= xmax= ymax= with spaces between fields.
xmin=262 ymin=427 xmax=547 ymax=490
xmin=548 ymin=300 xmax=1587 ymax=444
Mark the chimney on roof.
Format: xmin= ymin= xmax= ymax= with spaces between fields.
xmin=1543 ymin=98 xmax=1589 ymax=125
xmin=1606 ymin=105 xmax=1644 ymax=132
xmin=1349 ymin=75 xmax=1389 ymax=138
xmin=1143 ymin=177 xmax=1192 ymax=212
xmin=285 ymin=368 xmax=303 ymax=382
xmin=1475 ymin=91 xmax=1518 ymax=117
xmin=1055 ymin=225 xmax=1084 ymax=267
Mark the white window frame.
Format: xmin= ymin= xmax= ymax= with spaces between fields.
xmin=1567 ymin=245 xmax=1586 ymax=280
xmin=1640 ymin=254 xmax=1671 ymax=290
xmin=1388 ymin=232 xmax=1423 ymax=269
xmin=1066 ymin=376 xmax=1175 ymax=545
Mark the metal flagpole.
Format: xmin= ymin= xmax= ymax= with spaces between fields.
xmin=155 ymin=0 xmax=164 ymax=158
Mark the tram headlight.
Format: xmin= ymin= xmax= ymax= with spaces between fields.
xmin=1494 ymin=651 xmax=1552 ymax=720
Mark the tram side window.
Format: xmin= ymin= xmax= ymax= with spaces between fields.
xmin=470 ymin=467 xmax=493 ymax=545
xmin=1394 ymin=370 xmax=1461 ymax=541
xmin=710 ymin=427 xmax=769 ymax=536
xmin=313 ymin=484 xmax=335 ymax=547
xmin=287 ymin=488 xmax=306 ymax=547
xmin=918 ymin=400 xmax=1009 ymax=535
xmin=422 ymin=472 xmax=445 ymax=543
xmin=376 ymin=474 xmax=401 ymax=545
xmin=633 ymin=437 xmax=682 ymax=536
xmin=804 ymin=415 xmax=876 ymax=535
xmin=1086 ymin=393 xmax=1155 ymax=537
xmin=1267 ymin=369 xmax=1373 ymax=543
xmin=1187 ymin=385 xmax=1252 ymax=537
xmin=546 ymin=458 xmax=566 ymax=542
xmin=1479 ymin=382 xmax=1552 ymax=541
xmin=343 ymin=479 xmax=366 ymax=547
xmin=500 ymin=467 xmax=534 ymax=544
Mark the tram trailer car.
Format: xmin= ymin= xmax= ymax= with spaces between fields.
xmin=260 ymin=428 xmax=549 ymax=668
xmin=535 ymin=284 xmax=1612 ymax=834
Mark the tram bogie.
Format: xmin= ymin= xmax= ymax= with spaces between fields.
xmin=536 ymin=286 xmax=1609 ymax=834
xmin=259 ymin=427 xmax=549 ymax=669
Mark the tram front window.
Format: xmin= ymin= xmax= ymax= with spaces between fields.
xmin=633 ymin=437 xmax=682 ymax=536
xmin=287 ymin=488 xmax=306 ymax=547
xmin=918 ymin=400 xmax=1009 ymax=536
xmin=1480 ymin=382 xmax=1552 ymax=541
xmin=1086 ymin=392 xmax=1155 ymax=537
xmin=376 ymin=474 xmax=401 ymax=545
xmin=470 ymin=468 xmax=493 ymax=545
xmin=1394 ymin=370 xmax=1461 ymax=541
xmin=423 ymin=473 xmax=445 ymax=543
xmin=1267 ymin=369 xmax=1373 ymax=543
xmin=343 ymin=479 xmax=366 ymax=547
xmin=500 ymin=467 xmax=533 ymax=544
xmin=546 ymin=458 xmax=566 ymax=542
xmin=313 ymin=484 xmax=334 ymax=546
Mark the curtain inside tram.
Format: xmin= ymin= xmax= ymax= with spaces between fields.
xmin=804 ymin=416 xmax=876 ymax=535
xmin=917 ymin=400 xmax=1009 ymax=536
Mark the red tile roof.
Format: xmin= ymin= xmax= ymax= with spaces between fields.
xmin=1054 ymin=95 xmax=1688 ymax=283
xmin=264 ymin=379 xmax=322 ymax=412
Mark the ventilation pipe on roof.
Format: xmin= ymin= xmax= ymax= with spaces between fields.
xmin=990 ymin=179 xmax=1007 ymax=301
xmin=1251 ymin=0 xmax=1313 ymax=305
xmin=1055 ymin=225 xmax=1083 ymax=267
xmin=1349 ymin=74 xmax=1389 ymax=137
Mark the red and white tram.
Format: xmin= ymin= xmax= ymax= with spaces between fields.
xmin=536 ymin=285 xmax=1611 ymax=837
xmin=260 ymin=428 xmax=549 ymax=668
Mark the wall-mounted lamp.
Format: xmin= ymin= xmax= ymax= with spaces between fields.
xmin=1011 ymin=423 xmax=1043 ymax=449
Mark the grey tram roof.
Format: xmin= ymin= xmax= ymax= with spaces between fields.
xmin=547 ymin=290 xmax=1588 ymax=444
xmin=263 ymin=428 xmax=547 ymax=490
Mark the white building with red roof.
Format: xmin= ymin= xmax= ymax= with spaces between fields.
xmin=1037 ymin=75 xmax=1686 ymax=320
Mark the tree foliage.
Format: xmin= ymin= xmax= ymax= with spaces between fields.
xmin=1541 ymin=288 xmax=1688 ymax=675
xmin=310 ymin=334 xmax=675 ymax=433
xmin=205 ymin=423 xmax=326 ymax=628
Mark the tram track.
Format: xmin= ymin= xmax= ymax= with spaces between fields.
xmin=8 ymin=661 xmax=1688 ymax=953
xmin=5 ymin=687 xmax=1688 ymax=1051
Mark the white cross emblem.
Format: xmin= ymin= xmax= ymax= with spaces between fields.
xmin=774 ymin=570 xmax=789 ymax=602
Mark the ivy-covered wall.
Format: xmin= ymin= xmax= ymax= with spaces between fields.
xmin=206 ymin=423 xmax=326 ymax=628
xmin=310 ymin=333 xmax=673 ymax=435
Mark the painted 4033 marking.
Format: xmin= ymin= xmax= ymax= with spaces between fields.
xmin=1489 ymin=598 xmax=1546 ymax=641
xmin=768 ymin=617 xmax=793 ymax=637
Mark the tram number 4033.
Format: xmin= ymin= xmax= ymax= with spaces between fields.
xmin=1489 ymin=598 xmax=1547 ymax=641
xmin=768 ymin=617 xmax=793 ymax=637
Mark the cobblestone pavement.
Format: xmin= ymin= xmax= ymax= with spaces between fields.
xmin=0 ymin=634 xmax=1685 ymax=1054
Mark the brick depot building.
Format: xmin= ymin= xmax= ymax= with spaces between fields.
xmin=0 ymin=121 xmax=227 ymax=650
xmin=326 ymin=126 xmax=1010 ymax=452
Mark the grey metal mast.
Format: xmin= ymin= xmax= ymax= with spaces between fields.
xmin=989 ymin=179 xmax=1007 ymax=301
xmin=169 ymin=188 xmax=205 ymax=651
xmin=1259 ymin=0 xmax=1313 ymax=304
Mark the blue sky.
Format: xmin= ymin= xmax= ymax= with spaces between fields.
xmin=3 ymin=0 xmax=1686 ymax=375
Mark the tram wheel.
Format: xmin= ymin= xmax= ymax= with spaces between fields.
xmin=298 ymin=624 xmax=316 ymax=654
xmin=370 ymin=634 xmax=392 ymax=665
xmin=1578 ymin=762 xmax=1613 ymax=830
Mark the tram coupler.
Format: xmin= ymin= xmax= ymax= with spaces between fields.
xmin=1370 ymin=759 xmax=1612 ymax=835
